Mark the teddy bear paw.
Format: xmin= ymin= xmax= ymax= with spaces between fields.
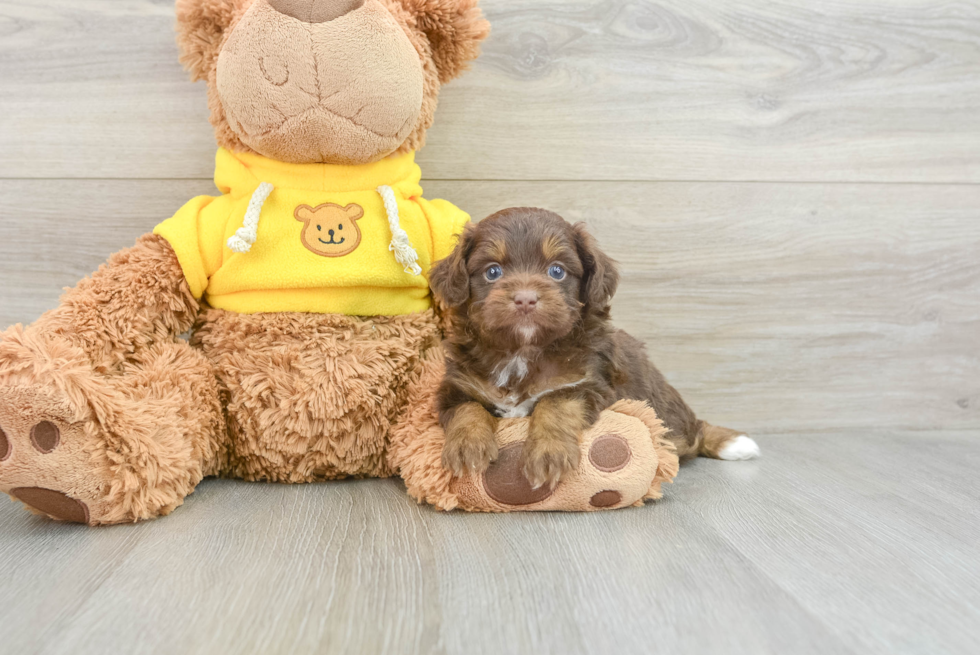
xmin=0 ymin=385 xmax=100 ymax=524
xmin=450 ymin=406 xmax=668 ymax=512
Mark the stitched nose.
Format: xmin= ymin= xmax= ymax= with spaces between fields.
xmin=268 ymin=0 xmax=364 ymax=23
xmin=514 ymin=291 xmax=539 ymax=313
xmin=328 ymin=229 xmax=335 ymax=237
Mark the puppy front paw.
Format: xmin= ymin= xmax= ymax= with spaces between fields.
xmin=520 ymin=435 xmax=580 ymax=490
xmin=442 ymin=432 xmax=499 ymax=478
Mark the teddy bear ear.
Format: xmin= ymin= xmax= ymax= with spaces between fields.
xmin=344 ymin=204 xmax=365 ymax=220
xmin=175 ymin=0 xmax=249 ymax=82
xmin=295 ymin=205 xmax=315 ymax=221
xmin=399 ymin=0 xmax=491 ymax=85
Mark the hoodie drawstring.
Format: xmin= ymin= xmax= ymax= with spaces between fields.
xmin=227 ymin=182 xmax=274 ymax=254
xmin=377 ymin=185 xmax=422 ymax=276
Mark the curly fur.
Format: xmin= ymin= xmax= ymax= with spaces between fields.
xmin=0 ymin=236 xmax=226 ymax=524
xmin=192 ymin=308 xmax=442 ymax=482
xmin=399 ymin=0 xmax=490 ymax=84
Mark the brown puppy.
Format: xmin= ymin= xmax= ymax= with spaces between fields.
xmin=430 ymin=207 xmax=760 ymax=489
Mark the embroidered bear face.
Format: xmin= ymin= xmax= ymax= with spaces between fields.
xmin=295 ymin=203 xmax=364 ymax=257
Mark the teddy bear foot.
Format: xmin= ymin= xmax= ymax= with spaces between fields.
xmin=391 ymin=354 xmax=680 ymax=513
xmin=0 ymin=385 xmax=101 ymax=524
xmin=448 ymin=401 xmax=680 ymax=512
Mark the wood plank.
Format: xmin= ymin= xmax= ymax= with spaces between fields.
xmin=0 ymin=0 xmax=214 ymax=180
xmin=428 ymin=179 xmax=980 ymax=434
xmin=674 ymin=432 xmax=980 ymax=654
xmin=2 ymin=433 xmax=979 ymax=654
xmin=2 ymin=178 xmax=977 ymax=433
xmin=0 ymin=441 xmax=850 ymax=655
xmin=0 ymin=179 xmax=214 ymax=324
xmin=422 ymin=483 xmax=847 ymax=655
xmin=0 ymin=481 xmax=444 ymax=655
xmin=1 ymin=1 xmax=979 ymax=182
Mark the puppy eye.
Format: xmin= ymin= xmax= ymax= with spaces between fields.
xmin=338 ymin=224 xmax=343 ymax=230
xmin=548 ymin=264 xmax=566 ymax=281
xmin=485 ymin=264 xmax=503 ymax=282
xmin=316 ymin=225 xmax=321 ymax=231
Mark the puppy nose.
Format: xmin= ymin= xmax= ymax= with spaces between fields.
xmin=513 ymin=290 xmax=539 ymax=312
xmin=268 ymin=0 xmax=364 ymax=23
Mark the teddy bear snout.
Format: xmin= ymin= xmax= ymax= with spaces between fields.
xmin=268 ymin=0 xmax=365 ymax=23
xmin=216 ymin=0 xmax=425 ymax=164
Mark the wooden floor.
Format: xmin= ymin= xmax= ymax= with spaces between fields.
xmin=1 ymin=1 xmax=979 ymax=653
xmin=0 ymin=432 xmax=977 ymax=655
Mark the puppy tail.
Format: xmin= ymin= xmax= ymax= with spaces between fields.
xmin=696 ymin=423 xmax=761 ymax=461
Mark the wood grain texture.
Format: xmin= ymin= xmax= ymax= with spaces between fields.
xmin=2 ymin=179 xmax=977 ymax=433
xmin=679 ymin=433 xmax=980 ymax=655
xmin=1 ymin=433 xmax=978 ymax=655
xmin=1 ymin=2 xmax=978 ymax=651
xmin=428 ymin=180 xmax=980 ymax=434
xmin=1 ymin=0 xmax=980 ymax=181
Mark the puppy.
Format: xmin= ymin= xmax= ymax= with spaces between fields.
xmin=429 ymin=207 xmax=760 ymax=489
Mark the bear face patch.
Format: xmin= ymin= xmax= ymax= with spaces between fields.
xmin=294 ymin=203 xmax=363 ymax=257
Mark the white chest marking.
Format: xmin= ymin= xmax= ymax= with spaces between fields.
xmin=494 ymin=356 xmax=529 ymax=388
xmin=518 ymin=326 xmax=538 ymax=343
xmin=493 ymin=378 xmax=588 ymax=418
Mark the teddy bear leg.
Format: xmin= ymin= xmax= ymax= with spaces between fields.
xmin=389 ymin=348 xmax=681 ymax=513
xmin=446 ymin=401 xmax=678 ymax=512
xmin=0 ymin=340 xmax=226 ymax=525
xmin=0 ymin=235 xmax=225 ymax=524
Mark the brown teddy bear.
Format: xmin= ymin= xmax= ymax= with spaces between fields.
xmin=0 ymin=0 xmax=677 ymax=525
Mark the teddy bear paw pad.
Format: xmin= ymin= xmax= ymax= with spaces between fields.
xmin=0 ymin=385 xmax=96 ymax=524
xmin=0 ymin=424 xmax=9 ymax=462
xmin=482 ymin=442 xmax=556 ymax=506
xmin=470 ymin=426 xmax=647 ymax=511
xmin=588 ymin=433 xmax=632 ymax=472
xmin=10 ymin=487 xmax=90 ymax=523
xmin=589 ymin=490 xmax=622 ymax=508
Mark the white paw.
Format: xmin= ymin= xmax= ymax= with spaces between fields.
xmin=718 ymin=435 xmax=761 ymax=461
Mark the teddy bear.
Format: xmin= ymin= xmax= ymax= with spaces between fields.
xmin=0 ymin=0 xmax=678 ymax=525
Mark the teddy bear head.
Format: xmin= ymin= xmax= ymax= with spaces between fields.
xmin=175 ymin=0 xmax=489 ymax=164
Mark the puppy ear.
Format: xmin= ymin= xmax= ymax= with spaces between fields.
xmin=344 ymin=204 xmax=365 ymax=220
xmin=573 ymin=222 xmax=619 ymax=308
xmin=400 ymin=0 xmax=491 ymax=84
xmin=175 ymin=0 xmax=248 ymax=82
xmin=429 ymin=222 xmax=477 ymax=307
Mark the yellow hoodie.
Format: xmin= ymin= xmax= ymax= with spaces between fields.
xmin=153 ymin=148 xmax=469 ymax=316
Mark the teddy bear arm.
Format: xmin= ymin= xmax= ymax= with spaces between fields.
xmin=19 ymin=233 xmax=200 ymax=372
